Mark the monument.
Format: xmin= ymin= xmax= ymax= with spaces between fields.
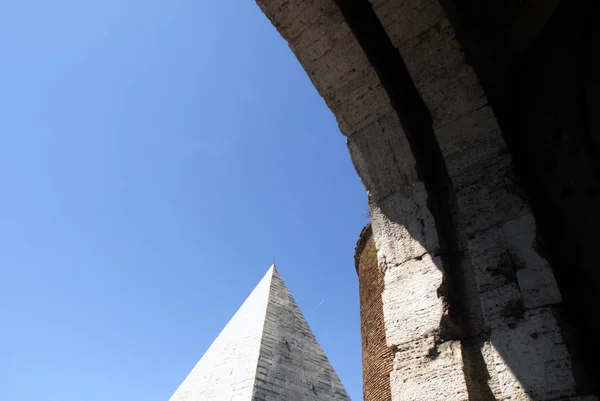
xmin=168 ymin=265 xmax=351 ymax=401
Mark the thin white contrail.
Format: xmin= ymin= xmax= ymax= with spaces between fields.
xmin=312 ymin=299 xmax=325 ymax=313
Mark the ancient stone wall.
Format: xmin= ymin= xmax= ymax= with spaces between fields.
xmin=355 ymin=223 xmax=393 ymax=401
xmin=436 ymin=0 xmax=600 ymax=390
xmin=363 ymin=0 xmax=587 ymax=399
xmin=256 ymin=0 xmax=599 ymax=399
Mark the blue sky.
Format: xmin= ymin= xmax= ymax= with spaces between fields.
xmin=0 ymin=1 xmax=368 ymax=400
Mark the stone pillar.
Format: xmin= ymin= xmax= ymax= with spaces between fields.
xmin=368 ymin=1 xmax=585 ymax=399
xmin=258 ymin=3 xmax=469 ymax=399
xmin=347 ymin=115 xmax=469 ymax=400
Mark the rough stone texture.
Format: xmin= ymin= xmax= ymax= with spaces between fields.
xmin=345 ymin=110 xmax=439 ymax=270
xmin=390 ymin=337 xmax=468 ymax=401
xmin=466 ymin=213 xmax=563 ymax=330
xmin=436 ymin=106 xmax=508 ymax=191
xmin=371 ymin=0 xmax=580 ymax=399
xmin=372 ymin=0 xmax=487 ymax=128
xmin=371 ymin=0 xmax=445 ymax=47
xmin=256 ymin=1 xmax=466 ymax=400
xmin=483 ymin=308 xmax=577 ymax=401
xmin=256 ymin=0 xmax=598 ymax=399
xmin=400 ymin=25 xmax=486 ymax=129
xmin=346 ymin=112 xmax=419 ymax=201
xmin=382 ymin=253 xmax=446 ymax=347
xmin=502 ymin=214 xmax=562 ymax=309
xmin=453 ymin=156 xmax=530 ymax=237
xmin=256 ymin=0 xmax=393 ymax=136
xmin=454 ymin=258 xmax=487 ymax=336
xmin=355 ymin=224 xmax=393 ymax=401
xmin=370 ymin=184 xmax=439 ymax=269
xmin=253 ymin=266 xmax=351 ymax=401
xmin=443 ymin=0 xmax=600 ymax=392
xmin=169 ymin=265 xmax=351 ymax=401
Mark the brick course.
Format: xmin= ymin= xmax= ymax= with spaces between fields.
xmin=355 ymin=223 xmax=393 ymax=401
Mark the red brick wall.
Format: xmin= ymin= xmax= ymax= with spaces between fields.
xmin=355 ymin=223 xmax=393 ymax=401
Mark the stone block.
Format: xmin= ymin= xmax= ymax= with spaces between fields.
xmin=397 ymin=20 xmax=487 ymax=128
xmin=374 ymin=0 xmax=488 ymax=129
xmin=400 ymin=19 xmax=465 ymax=88
xmin=468 ymin=225 xmax=515 ymax=291
xmin=484 ymin=308 xmax=576 ymax=401
xmin=467 ymin=226 xmax=524 ymax=329
xmin=371 ymin=183 xmax=439 ymax=268
xmin=467 ymin=214 xmax=564 ymax=330
xmin=503 ymin=213 xmax=562 ymax=309
xmin=479 ymin=284 xmax=524 ymax=329
xmin=419 ymin=61 xmax=486 ymax=129
xmin=347 ymin=111 xmax=419 ymax=202
xmin=390 ymin=337 xmax=468 ymax=401
xmin=455 ymin=155 xmax=529 ymax=236
xmin=436 ymin=106 xmax=508 ymax=191
xmin=383 ymin=254 xmax=446 ymax=347
xmin=326 ymin=77 xmax=392 ymax=135
xmin=455 ymin=258 xmax=487 ymax=335
xmin=257 ymin=0 xmax=341 ymax=42
xmin=372 ymin=0 xmax=446 ymax=46
xmin=292 ymin=25 xmax=392 ymax=135
xmin=258 ymin=0 xmax=393 ymax=136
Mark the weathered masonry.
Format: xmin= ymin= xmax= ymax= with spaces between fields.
xmin=256 ymin=0 xmax=600 ymax=400
xmin=168 ymin=265 xmax=351 ymax=401
xmin=355 ymin=223 xmax=393 ymax=401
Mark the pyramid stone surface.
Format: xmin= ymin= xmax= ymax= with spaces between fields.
xmin=169 ymin=265 xmax=352 ymax=401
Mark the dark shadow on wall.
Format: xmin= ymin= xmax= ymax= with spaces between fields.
xmin=333 ymin=0 xmax=598 ymax=399
xmin=435 ymin=0 xmax=600 ymax=394
xmin=333 ymin=1 xmax=498 ymax=399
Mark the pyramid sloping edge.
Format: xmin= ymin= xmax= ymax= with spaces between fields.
xmin=252 ymin=267 xmax=351 ymax=401
xmin=168 ymin=265 xmax=352 ymax=401
xmin=168 ymin=267 xmax=274 ymax=401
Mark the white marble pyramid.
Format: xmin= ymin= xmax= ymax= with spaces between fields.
xmin=168 ymin=265 xmax=352 ymax=401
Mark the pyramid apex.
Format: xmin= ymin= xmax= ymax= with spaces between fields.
xmin=265 ymin=263 xmax=282 ymax=281
xmin=169 ymin=262 xmax=351 ymax=401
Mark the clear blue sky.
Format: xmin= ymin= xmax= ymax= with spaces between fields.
xmin=0 ymin=1 xmax=368 ymax=400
